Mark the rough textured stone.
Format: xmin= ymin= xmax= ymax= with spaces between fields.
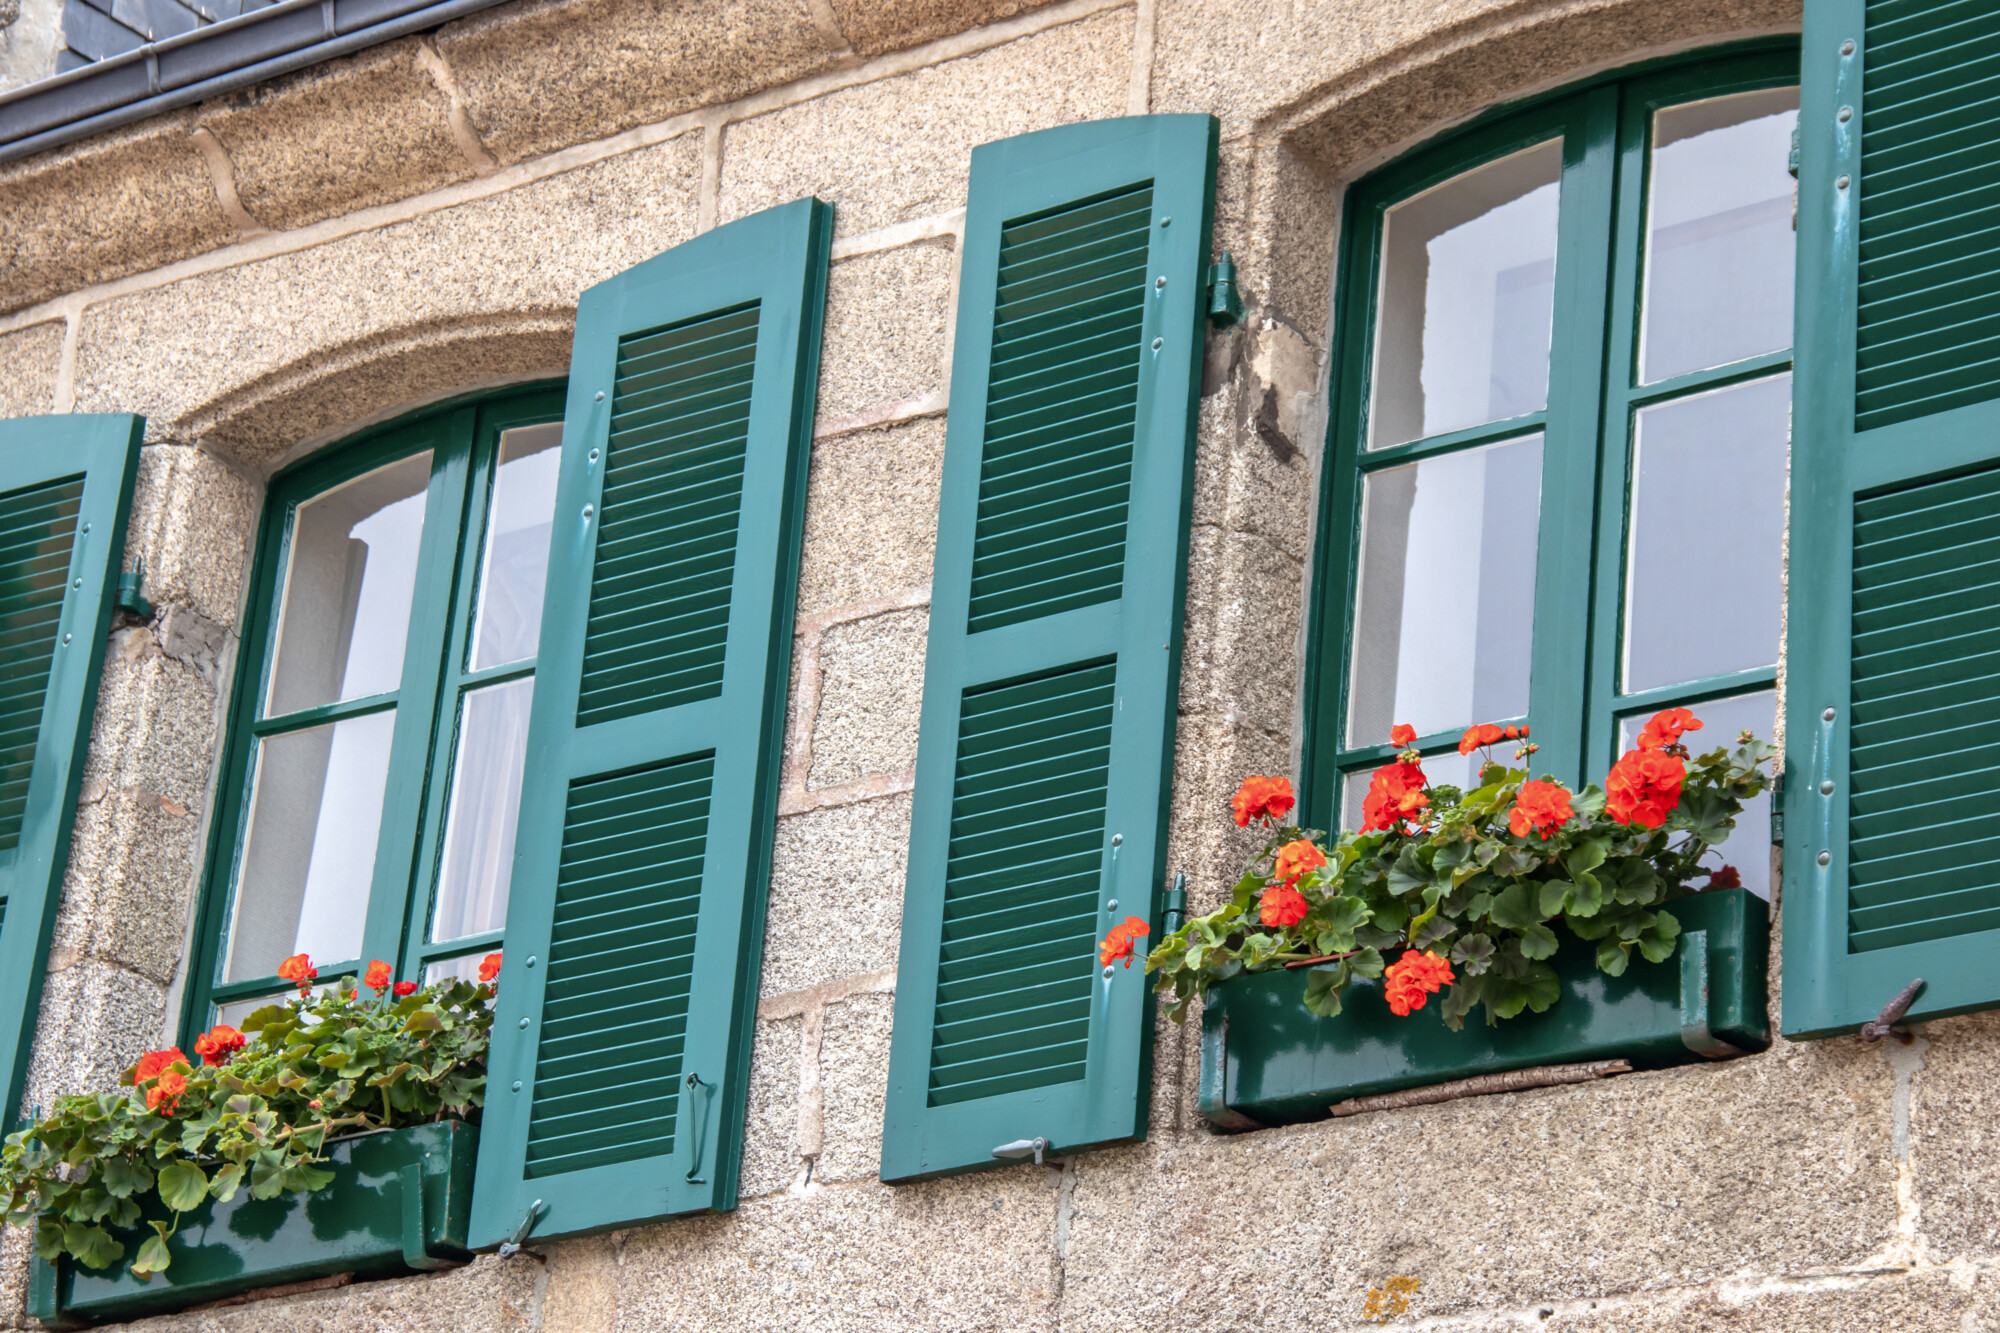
xmin=1910 ymin=1012 xmax=2000 ymax=1261
xmin=818 ymin=239 xmax=955 ymax=420
xmin=718 ymin=9 xmax=1133 ymax=238
xmin=827 ymin=0 xmax=1063 ymax=57
xmin=195 ymin=39 xmax=472 ymax=234
xmin=817 ymin=992 xmax=894 ymax=1183
xmin=438 ymin=0 xmax=841 ymax=166
xmin=1062 ymin=1040 xmax=1901 ymax=1329
xmin=0 ymin=319 xmax=60 ymax=417
xmin=125 ymin=443 xmax=262 ymax=631
xmin=0 ymin=0 xmax=60 ymax=95
xmin=70 ymin=133 xmax=700 ymax=466
xmin=127 ymin=1252 xmax=540 ymax=1331
xmin=0 ymin=110 xmax=234 ymax=317
xmin=20 ymin=960 xmax=166 ymax=1117
xmin=761 ymin=795 xmax=909 ymax=996
xmin=1178 ymin=524 xmax=1306 ymax=740
xmin=612 ymin=1172 xmax=1062 ymax=1330
xmin=51 ymin=780 xmax=205 ymax=986
xmin=1446 ymin=1268 xmax=2000 ymax=1331
xmin=808 ymin=608 xmax=929 ymax=789
xmin=797 ymin=416 xmax=944 ymax=614
xmin=741 ymin=1015 xmax=805 ymax=1198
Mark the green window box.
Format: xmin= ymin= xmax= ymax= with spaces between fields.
xmin=27 ymin=1121 xmax=476 ymax=1328
xmin=1198 ymin=889 xmax=1769 ymax=1128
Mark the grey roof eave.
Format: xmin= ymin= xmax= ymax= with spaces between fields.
xmin=0 ymin=0 xmax=513 ymax=166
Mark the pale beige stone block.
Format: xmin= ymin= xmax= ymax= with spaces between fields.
xmin=740 ymin=1014 xmax=806 ymax=1198
xmin=124 ymin=442 xmax=261 ymax=632
xmin=827 ymin=0 xmax=1064 ymax=57
xmin=808 ymin=607 xmax=929 ymax=790
xmin=0 ymin=319 xmax=60 ymax=418
xmin=816 ymin=991 xmax=894 ymax=1183
xmin=761 ymin=795 xmax=910 ymax=996
xmin=797 ymin=417 xmax=944 ymax=616
xmin=817 ymin=238 xmax=955 ymax=421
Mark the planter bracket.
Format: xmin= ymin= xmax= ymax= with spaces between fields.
xmin=1679 ymin=930 xmax=1750 ymax=1059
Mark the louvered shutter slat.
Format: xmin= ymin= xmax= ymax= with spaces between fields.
xmin=0 ymin=415 xmax=143 ymax=1124
xmin=882 ymin=116 xmax=1217 ymax=1181
xmin=470 ymin=199 xmax=830 ymax=1240
xmin=1785 ymin=0 xmax=2000 ymax=1034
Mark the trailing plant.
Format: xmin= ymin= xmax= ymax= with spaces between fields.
xmin=0 ymin=951 xmax=501 ymax=1277
xmin=1134 ymin=711 xmax=1773 ymax=1028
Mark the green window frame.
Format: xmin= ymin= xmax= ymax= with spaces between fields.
xmin=1306 ymin=42 xmax=1802 ymax=845
xmin=183 ymin=383 xmax=567 ymax=1031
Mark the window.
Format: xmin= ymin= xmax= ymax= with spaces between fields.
xmin=1309 ymin=47 xmax=1798 ymax=895
xmin=188 ymin=386 xmax=565 ymax=1026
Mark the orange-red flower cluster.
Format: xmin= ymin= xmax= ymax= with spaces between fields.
xmin=1231 ymin=775 xmax=1296 ymax=828
xmin=134 ymin=1047 xmax=191 ymax=1112
xmin=1607 ymin=746 xmax=1685 ymax=829
xmin=193 ymin=1024 xmax=245 ymax=1067
xmin=1099 ymin=915 xmax=1151 ymax=968
xmin=1458 ymin=722 xmax=1528 ymax=755
xmin=479 ymin=952 xmax=503 ymax=984
xmin=1272 ymin=839 xmax=1328 ymax=886
xmin=147 ymin=1070 xmax=188 ymax=1114
xmin=277 ymin=953 xmax=317 ymax=993
xmin=1384 ymin=950 xmax=1455 ymax=1017
xmin=1360 ymin=756 xmax=1428 ymax=834
xmin=1637 ymin=707 xmax=1702 ymax=752
xmin=363 ymin=959 xmax=394 ymax=991
xmin=1707 ymin=865 xmax=1741 ymax=890
xmin=1509 ymin=779 xmax=1574 ymax=840
xmin=1390 ymin=723 xmax=1417 ymax=748
xmin=1259 ymin=882 xmax=1309 ymax=927
xmin=393 ymin=981 xmax=419 ymax=997
xmin=133 ymin=1047 xmax=188 ymax=1084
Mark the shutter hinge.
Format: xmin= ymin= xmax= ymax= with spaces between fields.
xmin=1206 ymin=253 xmax=1244 ymax=328
xmin=115 ymin=557 xmax=153 ymax=623
xmin=1788 ymin=124 xmax=1801 ymax=179
xmin=992 ymin=1136 xmax=1048 ymax=1166
xmin=1768 ymin=771 xmax=1784 ymax=846
xmin=1163 ymin=870 xmax=1187 ymax=934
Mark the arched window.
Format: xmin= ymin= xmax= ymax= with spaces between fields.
xmin=1308 ymin=44 xmax=1798 ymax=895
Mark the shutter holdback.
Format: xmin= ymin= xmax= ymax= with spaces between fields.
xmin=1859 ymin=978 xmax=1925 ymax=1044
xmin=495 ymin=1199 xmax=546 ymax=1257
xmin=991 ymin=1137 xmax=1049 ymax=1166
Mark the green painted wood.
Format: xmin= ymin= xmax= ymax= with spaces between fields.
xmin=31 ymin=1121 xmax=476 ymax=1327
xmin=0 ymin=414 xmax=141 ymax=1126
xmin=881 ymin=115 xmax=1216 ymax=1183
xmin=1784 ymin=0 xmax=2000 ymax=1035
xmin=470 ymin=197 xmax=831 ymax=1242
xmin=1201 ymin=889 xmax=1769 ymax=1124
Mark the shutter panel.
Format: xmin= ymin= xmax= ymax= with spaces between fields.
xmin=1784 ymin=0 xmax=2000 ymax=1034
xmin=469 ymin=198 xmax=831 ymax=1240
xmin=881 ymin=115 xmax=1217 ymax=1181
xmin=0 ymin=415 xmax=142 ymax=1122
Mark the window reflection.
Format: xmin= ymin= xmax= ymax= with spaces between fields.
xmin=431 ymin=677 xmax=535 ymax=943
xmin=470 ymin=424 xmax=562 ymax=671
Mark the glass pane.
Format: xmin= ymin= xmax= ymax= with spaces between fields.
xmin=1348 ymin=435 xmax=1543 ymax=746
xmin=1621 ymin=690 xmax=1775 ymax=897
xmin=1623 ymin=375 xmax=1789 ymax=693
xmin=1370 ymin=141 xmax=1563 ymax=448
xmin=431 ymin=676 xmax=535 ymax=942
xmin=424 ymin=954 xmax=492 ymax=987
xmin=267 ymin=454 xmax=432 ymax=717
xmin=470 ymin=424 xmax=563 ymax=671
xmin=226 ymin=710 xmax=397 ymax=982
xmin=1640 ymin=88 xmax=1799 ymax=383
xmin=214 ymin=993 xmax=289 ymax=1029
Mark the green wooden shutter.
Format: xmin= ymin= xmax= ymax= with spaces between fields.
xmin=0 ymin=415 xmax=142 ymax=1123
xmin=1784 ymin=0 xmax=2000 ymax=1034
xmin=880 ymin=115 xmax=1217 ymax=1182
xmin=469 ymin=198 xmax=831 ymax=1241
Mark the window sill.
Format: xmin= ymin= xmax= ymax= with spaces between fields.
xmin=29 ymin=1121 xmax=477 ymax=1328
xmin=1197 ymin=888 xmax=1770 ymax=1129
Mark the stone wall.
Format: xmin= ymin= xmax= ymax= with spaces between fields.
xmin=11 ymin=0 xmax=1998 ymax=1330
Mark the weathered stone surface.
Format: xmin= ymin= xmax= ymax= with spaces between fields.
xmin=718 ymin=9 xmax=1132 ymax=238
xmin=1910 ymin=1012 xmax=2000 ymax=1260
xmin=195 ymin=39 xmax=472 ymax=234
xmin=1447 ymin=1268 xmax=1999 ymax=1331
xmin=0 ymin=110 xmax=234 ymax=317
xmin=1178 ymin=524 xmax=1306 ymax=740
xmin=20 ymin=960 xmax=166 ymax=1116
xmin=761 ymin=795 xmax=909 ymax=996
xmin=125 ymin=443 xmax=261 ymax=631
xmin=827 ymin=0 xmax=1063 ymax=57
xmin=818 ymin=239 xmax=955 ymax=421
xmin=817 ymin=991 xmax=894 ymax=1183
xmin=1062 ymin=1040 xmax=1901 ymax=1329
xmin=438 ymin=0 xmax=841 ymax=166
xmin=0 ymin=319 xmax=60 ymax=417
xmin=50 ymin=781 xmax=205 ymax=986
xmin=797 ymin=416 xmax=944 ymax=614
xmin=1162 ymin=710 xmax=1291 ymax=917
xmin=808 ymin=608 xmax=928 ymax=789
xmin=612 ymin=1171 xmax=1061 ymax=1330
xmin=131 ymin=1252 xmax=540 ymax=1331
xmin=70 ymin=133 xmax=700 ymax=466
xmin=741 ymin=1015 xmax=805 ymax=1198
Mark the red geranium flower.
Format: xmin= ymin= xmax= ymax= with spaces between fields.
xmin=193 ymin=1025 xmax=245 ymax=1067
xmin=1606 ymin=746 xmax=1686 ymax=829
xmin=393 ymin=981 xmax=419 ymax=997
xmin=1231 ymin=775 xmax=1297 ymax=828
xmin=1508 ymin=779 xmax=1575 ymax=840
xmin=1383 ymin=950 xmax=1456 ymax=1017
xmin=1637 ymin=707 xmax=1702 ymax=752
xmin=277 ymin=953 xmax=317 ymax=993
xmin=363 ymin=959 xmax=393 ymax=992
xmin=1098 ymin=915 xmax=1152 ymax=968
xmin=1259 ymin=882 xmax=1309 ymax=927
xmin=133 ymin=1047 xmax=189 ymax=1085
xmin=1457 ymin=723 xmax=1505 ymax=756
xmin=1272 ymin=839 xmax=1328 ymax=886
xmin=479 ymin=953 xmax=503 ymax=984
xmin=1390 ymin=723 xmax=1417 ymax=748
xmin=146 ymin=1069 xmax=188 ymax=1114
xmin=1707 ymin=865 xmax=1742 ymax=890
xmin=1360 ymin=757 xmax=1429 ymax=833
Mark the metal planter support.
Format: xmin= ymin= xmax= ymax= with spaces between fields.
xmin=1199 ymin=888 xmax=1770 ymax=1127
xmin=28 ymin=1120 xmax=477 ymax=1327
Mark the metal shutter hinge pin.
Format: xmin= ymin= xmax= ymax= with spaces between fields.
xmin=1207 ymin=253 xmax=1244 ymax=327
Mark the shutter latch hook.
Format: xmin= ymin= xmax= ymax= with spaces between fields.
xmin=496 ymin=1198 xmax=546 ymax=1257
xmin=1860 ymin=978 xmax=1925 ymax=1044
xmin=684 ymin=1071 xmax=712 ymax=1184
xmin=992 ymin=1137 xmax=1048 ymax=1166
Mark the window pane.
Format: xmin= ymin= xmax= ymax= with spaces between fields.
xmin=226 ymin=710 xmax=397 ymax=982
xmin=214 ymin=993 xmax=289 ymax=1028
xmin=424 ymin=954 xmax=493 ymax=986
xmin=1348 ymin=435 xmax=1542 ymax=746
xmin=431 ymin=677 xmax=535 ymax=943
xmin=1620 ymin=690 xmax=1775 ymax=897
xmin=267 ymin=454 xmax=432 ymax=717
xmin=1370 ymin=141 xmax=1562 ymax=448
xmin=1623 ymin=375 xmax=1788 ymax=693
xmin=1639 ymin=88 xmax=1799 ymax=383
xmin=470 ymin=424 xmax=562 ymax=671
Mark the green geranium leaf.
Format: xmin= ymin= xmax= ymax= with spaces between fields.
xmin=1348 ymin=946 xmax=1385 ymax=979
xmin=1568 ymin=870 xmax=1604 ymax=918
xmin=1636 ymin=908 xmax=1681 ymax=963
xmin=1517 ymin=921 xmax=1559 ymax=960
xmin=1449 ymin=932 xmax=1495 ymax=976
xmin=1488 ymin=882 xmax=1541 ymax=931
xmin=100 ymin=1155 xmax=151 ymax=1199
xmin=1596 ymin=938 xmax=1631 ymax=976
xmin=130 ymin=1231 xmax=173 ymax=1278
xmin=156 ymin=1160 xmax=209 ymax=1212
xmin=65 ymin=1222 xmax=124 ymax=1270
xmin=1538 ymin=880 xmax=1572 ymax=918
xmin=209 ymin=1163 xmax=244 ymax=1203
xmin=1302 ymin=967 xmax=1345 ymax=1018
